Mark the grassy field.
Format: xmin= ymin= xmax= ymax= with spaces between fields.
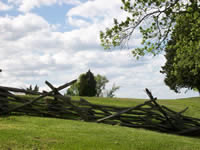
xmin=0 ymin=96 xmax=200 ymax=150
xmin=72 ymin=96 xmax=200 ymax=118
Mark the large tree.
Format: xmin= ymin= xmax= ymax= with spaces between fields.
xmin=100 ymin=0 xmax=200 ymax=92
xmin=161 ymin=9 xmax=200 ymax=93
xmin=161 ymin=39 xmax=200 ymax=93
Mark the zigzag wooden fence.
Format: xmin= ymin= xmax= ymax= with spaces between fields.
xmin=0 ymin=79 xmax=200 ymax=137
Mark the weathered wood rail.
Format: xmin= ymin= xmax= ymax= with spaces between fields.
xmin=0 ymin=80 xmax=200 ymax=137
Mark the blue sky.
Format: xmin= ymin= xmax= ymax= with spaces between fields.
xmin=0 ymin=0 xmax=198 ymax=99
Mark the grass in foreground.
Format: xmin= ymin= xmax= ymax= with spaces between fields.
xmin=0 ymin=116 xmax=200 ymax=150
xmin=1 ymin=96 xmax=200 ymax=150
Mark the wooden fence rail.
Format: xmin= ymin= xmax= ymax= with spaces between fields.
xmin=0 ymin=80 xmax=200 ymax=137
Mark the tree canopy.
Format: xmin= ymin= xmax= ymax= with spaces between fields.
xmin=66 ymin=72 xmax=120 ymax=97
xmin=95 ymin=74 xmax=109 ymax=97
xmin=100 ymin=0 xmax=200 ymax=93
xmin=66 ymin=73 xmax=108 ymax=97
xmin=26 ymin=85 xmax=39 ymax=95
xmin=100 ymin=0 xmax=199 ymax=58
xmin=66 ymin=82 xmax=79 ymax=96
xmin=161 ymin=9 xmax=200 ymax=93
xmin=78 ymin=70 xmax=97 ymax=97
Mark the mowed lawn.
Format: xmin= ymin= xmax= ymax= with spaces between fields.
xmin=0 ymin=96 xmax=200 ymax=150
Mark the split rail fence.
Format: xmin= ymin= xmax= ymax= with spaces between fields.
xmin=0 ymin=79 xmax=200 ymax=137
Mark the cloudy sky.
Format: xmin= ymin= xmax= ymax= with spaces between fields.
xmin=0 ymin=0 xmax=198 ymax=99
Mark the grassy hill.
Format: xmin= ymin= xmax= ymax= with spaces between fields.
xmin=0 ymin=96 xmax=200 ymax=150
xmin=72 ymin=96 xmax=200 ymax=118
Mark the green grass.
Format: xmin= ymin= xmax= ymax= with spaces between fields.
xmin=0 ymin=116 xmax=200 ymax=150
xmin=72 ymin=96 xmax=146 ymax=107
xmin=72 ymin=96 xmax=200 ymax=117
xmin=1 ymin=96 xmax=200 ymax=150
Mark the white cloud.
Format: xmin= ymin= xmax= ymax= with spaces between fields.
xmin=67 ymin=16 xmax=91 ymax=28
xmin=67 ymin=0 xmax=122 ymax=20
xmin=0 ymin=13 xmax=51 ymax=41
xmin=66 ymin=0 xmax=127 ymax=28
xmin=0 ymin=1 xmax=12 ymax=11
xmin=7 ymin=0 xmax=81 ymax=12
xmin=65 ymin=0 xmax=140 ymax=49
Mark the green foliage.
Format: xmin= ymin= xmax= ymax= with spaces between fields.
xmin=26 ymin=84 xmax=39 ymax=94
xmin=26 ymin=85 xmax=33 ymax=92
xmin=78 ymin=70 xmax=97 ymax=97
xmin=161 ymin=4 xmax=200 ymax=93
xmin=95 ymin=74 xmax=109 ymax=97
xmin=100 ymin=0 xmax=199 ymax=58
xmin=34 ymin=85 xmax=39 ymax=92
xmin=101 ymin=0 xmax=200 ymax=93
xmin=66 ymin=82 xmax=79 ymax=96
xmin=66 ymin=73 xmax=119 ymax=98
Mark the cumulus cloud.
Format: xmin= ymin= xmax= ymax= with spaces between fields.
xmin=67 ymin=0 xmax=122 ymax=20
xmin=7 ymin=0 xmax=81 ymax=12
xmin=0 ymin=13 xmax=51 ymax=41
xmin=66 ymin=0 xmax=127 ymax=28
xmin=66 ymin=0 xmax=141 ymax=49
xmin=67 ymin=16 xmax=91 ymax=28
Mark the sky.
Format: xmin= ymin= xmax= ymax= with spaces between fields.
xmin=0 ymin=0 xmax=198 ymax=99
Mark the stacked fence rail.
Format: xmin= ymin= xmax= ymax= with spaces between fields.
xmin=0 ymin=80 xmax=200 ymax=137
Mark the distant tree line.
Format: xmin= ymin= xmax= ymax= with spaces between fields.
xmin=26 ymin=85 xmax=39 ymax=94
